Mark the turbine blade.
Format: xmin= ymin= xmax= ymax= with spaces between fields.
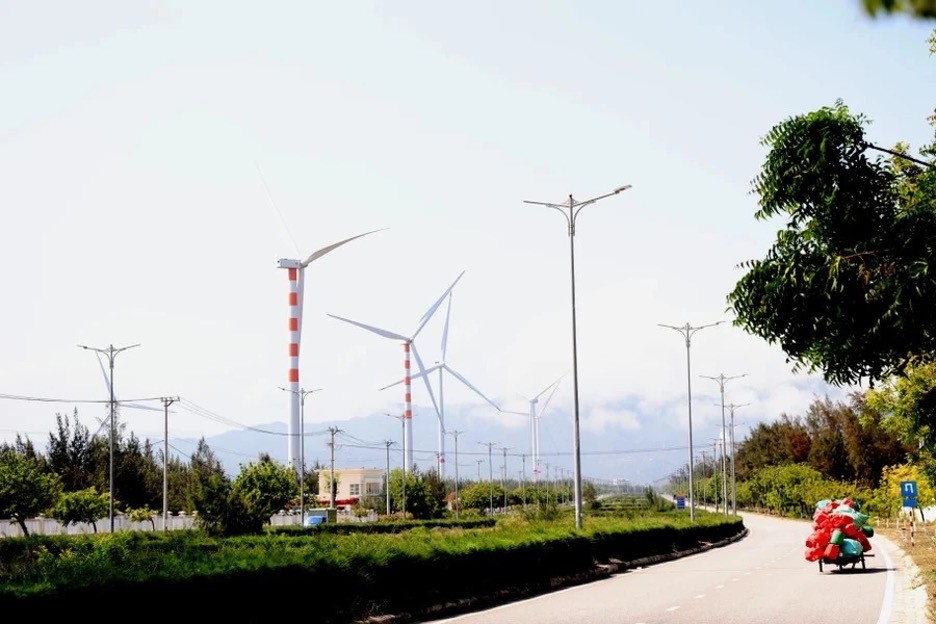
xmin=96 ymin=352 xmax=112 ymax=397
xmin=301 ymin=228 xmax=388 ymax=267
xmin=119 ymin=401 xmax=163 ymax=412
xmin=534 ymin=378 xmax=558 ymax=400
xmin=538 ymin=379 xmax=561 ymax=419
xmin=378 ymin=364 xmax=442 ymax=391
xmin=327 ymin=314 xmax=408 ymax=341
xmin=412 ymin=271 xmax=465 ymax=339
xmin=411 ymin=344 xmax=441 ymax=417
xmin=441 ymin=292 xmax=452 ymax=361
xmin=443 ymin=365 xmax=501 ymax=410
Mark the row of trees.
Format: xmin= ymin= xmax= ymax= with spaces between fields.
xmin=0 ymin=408 xmax=596 ymax=536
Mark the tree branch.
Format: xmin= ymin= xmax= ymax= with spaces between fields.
xmin=865 ymin=142 xmax=935 ymax=168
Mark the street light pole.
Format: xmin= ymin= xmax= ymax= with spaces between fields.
xmin=479 ymin=442 xmax=496 ymax=515
xmin=524 ymin=184 xmax=632 ymax=529
xmin=657 ymin=321 xmax=723 ymax=521
xmin=726 ymin=402 xmax=750 ymax=514
xmin=448 ymin=430 xmax=463 ymax=519
xmin=279 ymin=387 xmax=322 ymax=526
xmin=701 ymin=373 xmax=746 ymax=517
xmin=78 ymin=342 xmax=140 ymax=533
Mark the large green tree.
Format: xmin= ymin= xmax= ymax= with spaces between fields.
xmin=728 ymin=97 xmax=936 ymax=387
xmin=49 ymin=487 xmax=110 ymax=533
xmin=0 ymin=447 xmax=63 ymax=536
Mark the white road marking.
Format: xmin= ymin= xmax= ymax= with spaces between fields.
xmin=666 ymin=606 xmax=680 ymax=612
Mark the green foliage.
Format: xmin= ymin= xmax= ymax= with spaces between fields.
xmin=729 ymin=99 xmax=936 ymax=387
xmin=386 ymin=468 xmax=444 ymax=519
xmin=0 ymin=448 xmax=63 ymax=537
xmin=232 ymin=457 xmax=297 ymax=522
xmin=126 ymin=506 xmax=158 ymax=531
xmin=0 ymin=511 xmax=743 ymax=617
xmin=456 ymin=481 xmax=505 ymax=513
xmin=865 ymin=361 xmax=936 ymax=482
xmin=49 ymin=488 xmax=110 ymax=533
xmin=861 ymin=0 xmax=936 ymax=18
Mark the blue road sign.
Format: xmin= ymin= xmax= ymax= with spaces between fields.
xmin=675 ymin=496 xmax=685 ymax=510
xmin=901 ymin=480 xmax=918 ymax=507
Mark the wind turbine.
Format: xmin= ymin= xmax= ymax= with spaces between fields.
xmin=520 ymin=377 xmax=562 ymax=482
xmin=328 ymin=271 xmax=465 ymax=473
xmin=89 ymin=349 xmax=161 ymax=436
xmin=378 ymin=287 xmax=501 ymax=479
xmin=277 ymin=229 xmax=384 ymax=471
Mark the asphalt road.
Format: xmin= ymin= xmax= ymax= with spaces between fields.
xmin=421 ymin=512 xmax=928 ymax=624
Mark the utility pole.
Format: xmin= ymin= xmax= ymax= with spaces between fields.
xmin=520 ymin=454 xmax=527 ymax=508
xmin=726 ymin=402 xmax=750 ymax=514
xmin=160 ymin=396 xmax=179 ymax=531
xmin=386 ymin=413 xmax=405 ymax=518
xmin=448 ymin=430 xmax=463 ymax=519
xmin=78 ymin=342 xmax=140 ymax=533
xmin=658 ymin=321 xmax=723 ymax=521
xmin=476 ymin=459 xmax=483 ymax=482
xmin=499 ymin=446 xmax=512 ymax=513
xmin=383 ymin=439 xmax=393 ymax=516
xmin=479 ymin=442 xmax=496 ymax=515
xmin=702 ymin=373 xmax=746 ymax=517
xmin=327 ymin=426 xmax=342 ymax=509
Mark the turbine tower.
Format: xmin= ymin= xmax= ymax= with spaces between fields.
xmin=329 ymin=271 xmax=464 ymax=473
xmin=524 ymin=377 xmax=561 ymax=481
xmin=278 ymin=229 xmax=383 ymax=470
xmin=379 ymin=287 xmax=501 ymax=478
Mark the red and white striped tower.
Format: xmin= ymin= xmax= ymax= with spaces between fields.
xmin=288 ymin=265 xmax=302 ymax=469
xmin=403 ymin=342 xmax=414 ymax=471
xmin=277 ymin=229 xmax=384 ymax=470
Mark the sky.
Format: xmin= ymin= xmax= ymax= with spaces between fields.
xmin=2 ymin=1 xmax=934 ymax=485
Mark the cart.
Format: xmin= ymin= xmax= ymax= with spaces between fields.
xmin=818 ymin=551 xmax=872 ymax=572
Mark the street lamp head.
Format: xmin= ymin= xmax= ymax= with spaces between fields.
xmin=614 ymin=185 xmax=633 ymax=194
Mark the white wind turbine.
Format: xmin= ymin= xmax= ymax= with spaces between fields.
xmin=91 ymin=351 xmax=162 ymax=434
xmin=379 ymin=287 xmax=502 ymax=479
xmin=328 ymin=271 xmax=465 ymax=473
xmin=522 ymin=377 xmax=562 ymax=482
xmin=277 ymin=229 xmax=385 ymax=471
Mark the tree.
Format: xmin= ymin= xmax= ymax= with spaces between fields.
xmin=735 ymin=414 xmax=811 ymax=479
xmin=386 ymin=468 xmax=444 ymax=519
xmin=126 ymin=505 xmax=158 ymax=531
xmin=728 ymin=98 xmax=936 ymax=387
xmin=231 ymin=457 xmax=297 ymax=526
xmin=0 ymin=448 xmax=63 ymax=536
xmin=861 ymin=0 xmax=936 ymax=18
xmin=865 ymin=361 xmax=936 ymax=481
xmin=458 ymin=481 xmax=500 ymax=512
xmin=46 ymin=409 xmax=96 ymax=492
xmin=49 ymin=487 xmax=110 ymax=533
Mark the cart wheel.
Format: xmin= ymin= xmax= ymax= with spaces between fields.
xmin=819 ymin=559 xmax=824 ymax=572
xmin=861 ymin=554 xmax=866 ymax=570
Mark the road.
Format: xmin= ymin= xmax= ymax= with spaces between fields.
xmin=421 ymin=512 xmax=927 ymax=624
